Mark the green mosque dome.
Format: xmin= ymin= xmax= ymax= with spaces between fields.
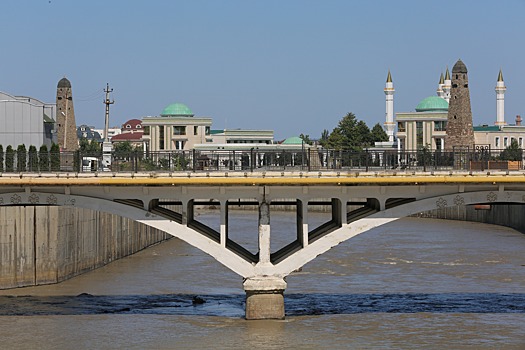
xmin=415 ymin=96 xmax=449 ymax=112
xmin=160 ymin=103 xmax=194 ymax=117
xmin=282 ymin=136 xmax=304 ymax=145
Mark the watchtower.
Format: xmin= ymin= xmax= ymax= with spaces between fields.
xmin=56 ymin=77 xmax=79 ymax=151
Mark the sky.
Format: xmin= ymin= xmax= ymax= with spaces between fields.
xmin=1 ymin=0 xmax=524 ymax=140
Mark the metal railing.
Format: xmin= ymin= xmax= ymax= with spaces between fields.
xmin=0 ymin=148 xmax=522 ymax=173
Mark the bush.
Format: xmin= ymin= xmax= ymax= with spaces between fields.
xmin=39 ymin=145 xmax=49 ymax=171
xmin=17 ymin=144 xmax=27 ymax=172
xmin=28 ymin=145 xmax=38 ymax=171
xmin=50 ymin=143 xmax=60 ymax=171
xmin=5 ymin=145 xmax=14 ymax=172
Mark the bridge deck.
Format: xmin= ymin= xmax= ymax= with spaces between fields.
xmin=0 ymin=171 xmax=524 ymax=186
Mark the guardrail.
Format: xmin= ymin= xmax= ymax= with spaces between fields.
xmin=0 ymin=148 xmax=522 ymax=173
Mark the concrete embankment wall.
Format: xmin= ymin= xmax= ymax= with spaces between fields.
xmin=413 ymin=204 xmax=525 ymax=233
xmin=0 ymin=206 xmax=171 ymax=289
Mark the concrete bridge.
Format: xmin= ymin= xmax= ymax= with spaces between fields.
xmin=1 ymin=170 xmax=525 ymax=319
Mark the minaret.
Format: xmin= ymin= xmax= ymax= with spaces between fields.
xmin=442 ymin=67 xmax=451 ymax=103
xmin=437 ymin=72 xmax=445 ymax=99
xmin=383 ymin=70 xmax=395 ymax=142
xmin=495 ymin=69 xmax=506 ymax=126
xmin=56 ymin=77 xmax=79 ymax=151
xmin=445 ymin=59 xmax=475 ymax=150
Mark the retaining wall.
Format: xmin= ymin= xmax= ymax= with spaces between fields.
xmin=0 ymin=206 xmax=171 ymax=289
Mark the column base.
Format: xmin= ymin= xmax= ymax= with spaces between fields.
xmin=244 ymin=277 xmax=287 ymax=320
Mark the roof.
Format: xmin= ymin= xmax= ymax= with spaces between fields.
xmin=122 ymin=118 xmax=142 ymax=130
xmin=386 ymin=70 xmax=392 ymax=83
xmin=415 ymin=96 xmax=449 ymax=112
xmin=498 ymin=69 xmax=504 ymax=82
xmin=473 ymin=125 xmax=500 ymax=132
xmin=452 ymin=59 xmax=468 ymax=74
xmin=111 ymin=132 xmax=144 ymax=141
xmin=160 ymin=103 xmax=193 ymax=117
xmin=57 ymin=77 xmax=71 ymax=88
xmin=282 ymin=136 xmax=304 ymax=145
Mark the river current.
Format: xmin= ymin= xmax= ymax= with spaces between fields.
xmin=1 ymin=215 xmax=525 ymax=349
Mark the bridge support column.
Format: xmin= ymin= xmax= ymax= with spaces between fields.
xmin=243 ymin=277 xmax=287 ymax=320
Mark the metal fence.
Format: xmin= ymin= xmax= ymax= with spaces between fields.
xmin=0 ymin=148 xmax=522 ymax=173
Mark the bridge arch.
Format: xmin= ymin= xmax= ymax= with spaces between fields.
xmin=271 ymin=190 xmax=525 ymax=276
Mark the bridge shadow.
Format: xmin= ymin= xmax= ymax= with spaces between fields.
xmin=0 ymin=293 xmax=524 ymax=317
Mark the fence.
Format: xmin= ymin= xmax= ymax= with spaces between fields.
xmin=0 ymin=148 xmax=522 ymax=173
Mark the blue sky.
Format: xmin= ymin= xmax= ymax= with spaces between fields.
xmin=1 ymin=0 xmax=524 ymax=140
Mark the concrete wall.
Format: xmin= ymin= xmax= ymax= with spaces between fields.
xmin=413 ymin=204 xmax=525 ymax=233
xmin=0 ymin=206 xmax=171 ymax=289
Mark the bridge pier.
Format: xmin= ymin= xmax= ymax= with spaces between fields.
xmin=243 ymin=277 xmax=287 ymax=320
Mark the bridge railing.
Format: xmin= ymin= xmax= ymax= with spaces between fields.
xmin=0 ymin=148 xmax=522 ymax=173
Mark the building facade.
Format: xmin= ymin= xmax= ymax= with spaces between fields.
xmin=0 ymin=91 xmax=56 ymax=148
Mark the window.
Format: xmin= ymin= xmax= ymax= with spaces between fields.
xmin=416 ymin=121 xmax=423 ymax=149
xmin=434 ymin=121 xmax=447 ymax=131
xmin=194 ymin=126 xmax=198 ymax=135
xmin=159 ymin=126 xmax=165 ymax=150
xmin=435 ymin=138 xmax=442 ymax=150
xmin=175 ymin=140 xmax=184 ymax=150
xmin=495 ymin=137 xmax=500 ymax=148
xmin=143 ymin=126 xmax=150 ymax=135
xmin=173 ymin=126 xmax=186 ymax=135
xmin=520 ymin=138 xmax=523 ymax=147
xmin=504 ymin=137 xmax=508 ymax=147
xmin=205 ymin=126 xmax=211 ymax=135
xmin=397 ymin=122 xmax=406 ymax=132
xmin=126 ymin=124 xmax=131 ymax=128
xmin=136 ymin=125 xmax=142 ymax=129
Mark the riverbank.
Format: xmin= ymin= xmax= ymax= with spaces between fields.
xmin=0 ymin=206 xmax=171 ymax=289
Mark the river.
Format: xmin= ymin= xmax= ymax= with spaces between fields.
xmin=0 ymin=215 xmax=525 ymax=349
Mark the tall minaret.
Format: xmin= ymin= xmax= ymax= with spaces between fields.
xmin=495 ymin=69 xmax=506 ymax=126
xmin=445 ymin=59 xmax=475 ymax=150
xmin=56 ymin=77 xmax=79 ymax=151
xmin=437 ymin=72 xmax=445 ymax=99
xmin=383 ymin=70 xmax=395 ymax=142
xmin=442 ymin=67 xmax=451 ymax=103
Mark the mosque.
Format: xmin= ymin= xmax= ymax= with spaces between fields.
xmin=383 ymin=61 xmax=524 ymax=152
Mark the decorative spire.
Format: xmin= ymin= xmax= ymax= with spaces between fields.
xmin=445 ymin=67 xmax=450 ymax=80
xmin=439 ymin=72 xmax=444 ymax=84
xmin=386 ymin=70 xmax=392 ymax=83
xmin=498 ymin=69 xmax=504 ymax=82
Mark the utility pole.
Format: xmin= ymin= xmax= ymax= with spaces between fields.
xmin=103 ymin=83 xmax=114 ymax=142
xmin=102 ymin=83 xmax=114 ymax=170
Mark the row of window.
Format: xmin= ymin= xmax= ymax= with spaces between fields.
xmin=495 ymin=136 xmax=523 ymax=148
xmin=143 ymin=125 xmax=211 ymax=137
xmin=397 ymin=121 xmax=447 ymax=133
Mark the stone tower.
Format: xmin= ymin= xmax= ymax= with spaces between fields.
xmin=383 ymin=70 xmax=395 ymax=142
xmin=56 ymin=77 xmax=79 ymax=151
xmin=445 ymin=59 xmax=475 ymax=150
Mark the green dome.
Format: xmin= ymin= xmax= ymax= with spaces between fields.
xmin=160 ymin=103 xmax=193 ymax=117
xmin=415 ymin=96 xmax=449 ymax=112
xmin=282 ymin=136 xmax=304 ymax=145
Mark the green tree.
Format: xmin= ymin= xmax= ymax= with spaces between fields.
xmin=0 ymin=145 xmax=3 ymax=172
xmin=319 ymin=129 xmax=330 ymax=148
xmin=28 ymin=145 xmax=38 ymax=171
xmin=500 ymin=139 xmax=523 ymax=161
xmin=50 ymin=143 xmax=60 ymax=171
xmin=370 ymin=123 xmax=389 ymax=143
xmin=299 ymin=134 xmax=313 ymax=146
xmin=5 ymin=145 xmax=14 ymax=172
xmin=113 ymin=141 xmax=134 ymax=159
xmin=79 ymin=138 xmax=101 ymax=156
xmin=325 ymin=112 xmax=373 ymax=151
xmin=17 ymin=144 xmax=27 ymax=172
xmin=39 ymin=145 xmax=49 ymax=171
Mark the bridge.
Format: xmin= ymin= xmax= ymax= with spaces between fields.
xmin=1 ymin=169 xmax=525 ymax=319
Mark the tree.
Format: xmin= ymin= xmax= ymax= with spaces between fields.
xmin=113 ymin=141 xmax=134 ymax=159
xmin=0 ymin=145 xmax=3 ymax=172
xmin=39 ymin=145 xmax=49 ymax=171
xmin=299 ymin=134 xmax=313 ymax=146
xmin=325 ymin=112 xmax=374 ymax=151
xmin=319 ymin=129 xmax=330 ymax=148
xmin=50 ymin=143 xmax=60 ymax=171
xmin=370 ymin=123 xmax=389 ymax=143
xmin=500 ymin=139 xmax=523 ymax=161
xmin=17 ymin=144 xmax=27 ymax=172
xmin=5 ymin=145 xmax=14 ymax=172
xmin=28 ymin=145 xmax=38 ymax=171
xmin=79 ymin=138 xmax=101 ymax=156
